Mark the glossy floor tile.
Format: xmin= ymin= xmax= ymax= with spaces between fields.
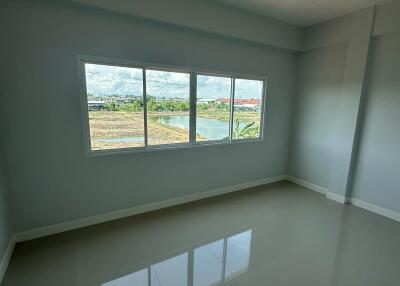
xmin=2 ymin=181 xmax=400 ymax=286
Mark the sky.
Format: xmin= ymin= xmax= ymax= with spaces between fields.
xmin=85 ymin=63 xmax=263 ymax=99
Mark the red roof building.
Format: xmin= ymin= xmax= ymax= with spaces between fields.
xmin=218 ymin=98 xmax=261 ymax=105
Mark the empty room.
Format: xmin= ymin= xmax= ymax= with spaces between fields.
xmin=1 ymin=0 xmax=400 ymax=285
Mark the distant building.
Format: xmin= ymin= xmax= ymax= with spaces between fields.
xmin=88 ymin=100 xmax=106 ymax=111
xmin=217 ymin=98 xmax=230 ymax=104
xmin=234 ymin=103 xmax=260 ymax=111
xmin=218 ymin=98 xmax=261 ymax=109
xmin=114 ymin=97 xmax=131 ymax=105
xmin=197 ymin=98 xmax=217 ymax=104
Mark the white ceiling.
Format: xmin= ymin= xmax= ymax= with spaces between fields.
xmin=215 ymin=0 xmax=391 ymax=26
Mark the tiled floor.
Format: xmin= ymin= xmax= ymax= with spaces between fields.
xmin=2 ymin=181 xmax=400 ymax=286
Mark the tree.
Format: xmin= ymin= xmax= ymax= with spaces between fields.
xmin=232 ymin=118 xmax=259 ymax=139
xmin=104 ymin=102 xmax=118 ymax=111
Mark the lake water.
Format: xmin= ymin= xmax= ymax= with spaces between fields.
xmin=96 ymin=115 xmax=246 ymax=143
xmin=155 ymin=115 xmax=231 ymax=141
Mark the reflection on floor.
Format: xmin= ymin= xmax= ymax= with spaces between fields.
xmin=104 ymin=230 xmax=251 ymax=286
xmin=2 ymin=181 xmax=400 ymax=286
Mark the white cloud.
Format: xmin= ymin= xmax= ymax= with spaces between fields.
xmin=85 ymin=63 xmax=143 ymax=96
xmin=197 ymin=75 xmax=231 ymax=99
xmin=146 ymin=70 xmax=190 ymax=99
xmin=85 ymin=64 xmax=262 ymax=99
xmin=234 ymin=79 xmax=263 ymax=99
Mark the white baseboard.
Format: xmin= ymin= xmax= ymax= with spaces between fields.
xmin=326 ymin=192 xmax=350 ymax=204
xmin=285 ymin=176 xmax=328 ymax=195
xmin=285 ymin=175 xmax=350 ymax=203
xmin=14 ymin=175 xmax=286 ymax=243
xmin=350 ymin=198 xmax=400 ymax=223
xmin=0 ymin=237 xmax=16 ymax=284
xmin=287 ymin=176 xmax=400 ymax=223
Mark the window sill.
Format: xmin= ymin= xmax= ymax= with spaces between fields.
xmin=86 ymin=138 xmax=264 ymax=158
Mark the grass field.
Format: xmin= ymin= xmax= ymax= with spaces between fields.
xmin=89 ymin=110 xmax=261 ymax=150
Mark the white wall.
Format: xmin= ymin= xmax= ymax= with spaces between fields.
xmin=289 ymin=43 xmax=348 ymax=188
xmin=1 ymin=0 xmax=400 ymax=239
xmin=289 ymin=0 xmax=400 ymax=214
xmin=70 ymin=0 xmax=303 ymax=50
xmin=0 ymin=0 xmax=297 ymax=232
xmin=288 ymin=15 xmax=351 ymax=188
xmin=301 ymin=15 xmax=351 ymax=51
xmin=350 ymin=31 xmax=400 ymax=213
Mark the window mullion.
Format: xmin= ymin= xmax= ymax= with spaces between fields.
xmin=260 ymin=81 xmax=267 ymax=140
xmin=143 ymin=68 xmax=148 ymax=147
xmin=189 ymin=72 xmax=197 ymax=143
xmin=188 ymin=249 xmax=194 ymax=286
xmin=221 ymin=238 xmax=228 ymax=283
xmin=229 ymin=77 xmax=235 ymax=142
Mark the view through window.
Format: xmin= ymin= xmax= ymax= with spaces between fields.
xmin=232 ymin=79 xmax=264 ymax=140
xmin=146 ymin=70 xmax=190 ymax=146
xmin=196 ymin=75 xmax=231 ymax=142
xmin=82 ymin=59 xmax=266 ymax=153
xmin=85 ymin=63 xmax=144 ymax=151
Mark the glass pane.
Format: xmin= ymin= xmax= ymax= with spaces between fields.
xmin=232 ymin=79 xmax=264 ymax=140
xmin=196 ymin=75 xmax=231 ymax=142
xmin=193 ymin=239 xmax=224 ymax=286
xmin=225 ymin=230 xmax=252 ymax=280
xmin=85 ymin=63 xmax=144 ymax=150
xmin=102 ymin=268 xmax=148 ymax=286
xmin=150 ymin=253 xmax=188 ymax=286
xmin=146 ymin=70 xmax=190 ymax=146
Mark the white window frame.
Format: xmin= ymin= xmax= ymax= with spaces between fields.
xmin=77 ymin=55 xmax=268 ymax=157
